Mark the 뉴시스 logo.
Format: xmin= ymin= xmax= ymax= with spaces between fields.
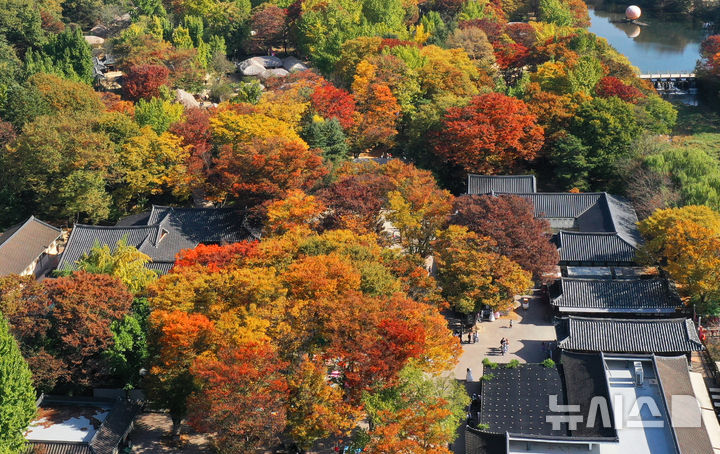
xmin=545 ymin=394 xmax=703 ymax=429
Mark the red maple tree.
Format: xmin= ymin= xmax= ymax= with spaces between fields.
xmin=595 ymin=76 xmax=645 ymax=103
xmin=123 ymin=64 xmax=170 ymax=101
xmin=310 ymin=84 xmax=356 ymax=129
xmin=188 ymin=342 xmax=289 ymax=452
xmin=433 ymin=93 xmax=544 ymax=174
xmin=453 ymin=194 xmax=559 ymax=280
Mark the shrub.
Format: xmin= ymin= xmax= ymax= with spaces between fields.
xmin=542 ymin=358 xmax=556 ymax=368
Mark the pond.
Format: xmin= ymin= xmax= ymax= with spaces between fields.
xmin=586 ymin=1 xmax=709 ymax=74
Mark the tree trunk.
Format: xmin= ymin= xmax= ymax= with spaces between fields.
xmin=171 ymin=417 xmax=182 ymax=437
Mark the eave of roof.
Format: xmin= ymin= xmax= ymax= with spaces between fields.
xmin=556 ymin=317 xmax=703 ymax=353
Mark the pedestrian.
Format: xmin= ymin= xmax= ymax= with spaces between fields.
xmin=473 ymin=331 xmax=479 ymax=343
xmin=466 ymin=367 xmax=474 ymax=382
xmin=509 ymin=319 xmax=513 ymax=328
xmin=458 ymin=330 xmax=463 ymax=343
xmin=468 ymin=332 xmax=472 ymax=344
xmin=500 ymin=338 xmax=506 ymax=356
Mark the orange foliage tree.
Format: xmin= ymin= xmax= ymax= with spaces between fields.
xmin=188 ymin=342 xmax=289 ymax=452
xmin=433 ymin=92 xmax=544 ymax=174
xmin=147 ymin=226 xmax=461 ymax=449
xmin=211 ymin=137 xmax=327 ymax=203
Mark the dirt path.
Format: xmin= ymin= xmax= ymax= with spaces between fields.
xmin=129 ymin=412 xmax=213 ymax=453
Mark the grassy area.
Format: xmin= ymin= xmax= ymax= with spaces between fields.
xmin=671 ymin=101 xmax=720 ymax=136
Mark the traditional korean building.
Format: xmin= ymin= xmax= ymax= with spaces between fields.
xmin=58 ymin=205 xmax=260 ymax=274
xmin=0 ymin=216 xmax=62 ymax=278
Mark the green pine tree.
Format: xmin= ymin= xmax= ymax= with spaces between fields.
xmin=0 ymin=315 xmax=36 ymax=452
xmin=302 ymin=118 xmax=350 ymax=164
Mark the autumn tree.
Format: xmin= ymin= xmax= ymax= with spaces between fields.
xmin=147 ymin=309 xmax=216 ymax=435
xmin=174 ymin=242 xmax=259 ymax=271
xmin=211 ymin=137 xmax=327 ymax=203
xmin=123 ymin=64 xmax=170 ymax=101
xmin=453 ymin=195 xmax=559 ymax=280
xmin=148 ymin=227 xmax=460 ymax=443
xmin=117 ymin=127 xmax=190 ymax=206
xmin=287 ymin=358 xmax=359 ymax=449
xmin=169 ymin=107 xmax=213 ymax=195
xmin=351 ymin=61 xmax=401 ymax=156
xmin=361 ymin=364 xmax=468 ymax=452
xmin=595 ymin=76 xmax=645 ymax=103
xmin=0 ymin=314 xmax=36 ymax=453
xmin=0 ymin=272 xmax=133 ymax=391
xmin=318 ymin=169 xmax=394 ymax=233
xmin=310 ymin=83 xmax=356 ymax=129
xmin=246 ymin=4 xmax=287 ymax=53
xmin=384 ymin=163 xmax=454 ymax=256
xmin=639 ymin=206 xmax=720 ymax=316
xmin=75 ymin=238 xmax=159 ymax=294
xmin=434 ymin=225 xmax=532 ymax=314
xmin=698 ymin=35 xmax=720 ymax=94
xmin=188 ymin=342 xmax=289 ymax=452
xmin=433 ymin=93 xmax=544 ymax=174
xmin=265 ymin=190 xmax=326 ymax=236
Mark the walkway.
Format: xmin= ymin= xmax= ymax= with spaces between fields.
xmin=452 ymin=293 xmax=556 ymax=380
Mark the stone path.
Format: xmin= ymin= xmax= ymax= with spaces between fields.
xmin=452 ymin=294 xmax=556 ymax=380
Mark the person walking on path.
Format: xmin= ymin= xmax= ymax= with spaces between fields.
xmin=473 ymin=331 xmax=479 ymax=343
xmin=509 ymin=320 xmax=513 ymax=328
xmin=466 ymin=367 xmax=474 ymax=382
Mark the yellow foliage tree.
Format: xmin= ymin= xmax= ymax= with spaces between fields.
xmin=434 ymin=225 xmax=532 ymax=314
xmin=210 ymin=106 xmax=305 ymax=146
xmin=639 ymin=205 xmax=720 ymax=315
xmin=119 ymin=127 xmax=191 ymax=201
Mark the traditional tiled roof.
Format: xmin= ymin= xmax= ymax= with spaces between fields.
xmin=479 ymin=352 xmax=616 ymax=439
xmin=558 ymin=231 xmax=637 ymax=264
xmin=556 ymin=317 xmax=703 ymax=353
xmin=89 ymin=399 xmax=139 ymax=454
xmin=57 ymin=225 xmax=160 ymax=271
xmin=24 ymin=443 xmax=93 ymax=454
xmin=551 ymin=278 xmax=681 ymax=314
xmin=467 ymin=174 xmax=536 ymax=195
xmin=0 ymin=216 xmax=62 ymax=276
xmin=511 ymin=192 xmax=641 ymax=244
xmin=57 ymin=205 xmax=259 ymax=274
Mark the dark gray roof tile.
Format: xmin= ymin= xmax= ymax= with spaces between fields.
xmin=558 ymin=231 xmax=637 ymax=264
xmin=0 ymin=217 xmax=62 ymax=276
xmin=556 ymin=317 xmax=703 ymax=353
xmin=552 ymin=278 xmax=681 ymax=314
xmin=467 ymin=174 xmax=536 ymax=195
xmin=57 ymin=206 xmax=258 ymax=275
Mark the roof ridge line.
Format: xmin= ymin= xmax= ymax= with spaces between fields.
xmin=0 ymin=217 xmax=32 ymax=251
xmin=600 ymin=193 xmax=621 ymax=235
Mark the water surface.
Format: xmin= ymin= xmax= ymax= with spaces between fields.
xmin=587 ymin=3 xmax=707 ymax=73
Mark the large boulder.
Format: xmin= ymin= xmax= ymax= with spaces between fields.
xmin=175 ymin=89 xmax=200 ymax=109
xmin=282 ymin=56 xmax=309 ymax=72
xmin=84 ymin=35 xmax=105 ymax=46
xmin=89 ymin=24 xmax=109 ymax=37
xmin=249 ymin=55 xmax=283 ymax=68
xmin=260 ymin=68 xmax=289 ymax=80
xmin=238 ymin=60 xmax=266 ymax=76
